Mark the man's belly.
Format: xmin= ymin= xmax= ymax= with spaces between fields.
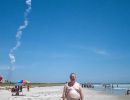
xmin=67 ymin=89 xmax=80 ymax=99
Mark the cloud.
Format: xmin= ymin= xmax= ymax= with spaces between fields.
xmin=72 ymin=45 xmax=110 ymax=56
xmin=8 ymin=0 xmax=32 ymax=70
xmin=92 ymin=49 xmax=109 ymax=56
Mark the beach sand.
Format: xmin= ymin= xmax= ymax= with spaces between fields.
xmin=0 ymin=86 xmax=130 ymax=100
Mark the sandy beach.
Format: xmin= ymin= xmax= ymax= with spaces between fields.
xmin=0 ymin=86 xmax=130 ymax=100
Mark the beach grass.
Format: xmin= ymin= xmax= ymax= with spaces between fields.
xmin=29 ymin=83 xmax=64 ymax=87
xmin=0 ymin=83 xmax=64 ymax=87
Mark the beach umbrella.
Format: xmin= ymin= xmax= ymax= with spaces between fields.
xmin=23 ymin=80 xmax=30 ymax=85
xmin=17 ymin=80 xmax=30 ymax=85
xmin=17 ymin=80 xmax=23 ymax=83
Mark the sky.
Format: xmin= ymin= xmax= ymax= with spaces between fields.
xmin=0 ymin=0 xmax=130 ymax=83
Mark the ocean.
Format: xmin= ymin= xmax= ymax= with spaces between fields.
xmin=93 ymin=83 xmax=130 ymax=95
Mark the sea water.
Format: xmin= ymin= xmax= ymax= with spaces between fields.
xmin=93 ymin=83 xmax=130 ymax=95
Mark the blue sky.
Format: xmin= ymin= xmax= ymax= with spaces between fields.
xmin=0 ymin=0 xmax=130 ymax=83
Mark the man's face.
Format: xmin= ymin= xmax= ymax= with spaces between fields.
xmin=70 ymin=74 xmax=76 ymax=82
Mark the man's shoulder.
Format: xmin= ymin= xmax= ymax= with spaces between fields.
xmin=75 ymin=82 xmax=81 ymax=86
xmin=75 ymin=82 xmax=82 ymax=88
xmin=64 ymin=83 xmax=68 ymax=87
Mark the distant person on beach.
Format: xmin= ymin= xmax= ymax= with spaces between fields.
xmin=20 ymin=86 xmax=23 ymax=92
xmin=126 ymin=90 xmax=130 ymax=95
xmin=27 ymin=85 xmax=30 ymax=91
xmin=62 ymin=73 xmax=84 ymax=100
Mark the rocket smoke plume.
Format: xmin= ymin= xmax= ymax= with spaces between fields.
xmin=8 ymin=0 xmax=31 ymax=78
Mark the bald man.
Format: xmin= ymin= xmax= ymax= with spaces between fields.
xmin=62 ymin=73 xmax=84 ymax=100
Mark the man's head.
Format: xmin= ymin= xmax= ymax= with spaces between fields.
xmin=70 ymin=73 xmax=76 ymax=82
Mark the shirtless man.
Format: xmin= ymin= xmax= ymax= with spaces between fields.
xmin=62 ymin=73 xmax=84 ymax=100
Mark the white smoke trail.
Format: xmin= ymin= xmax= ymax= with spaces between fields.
xmin=8 ymin=0 xmax=31 ymax=73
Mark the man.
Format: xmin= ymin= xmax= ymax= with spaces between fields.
xmin=62 ymin=73 xmax=84 ymax=100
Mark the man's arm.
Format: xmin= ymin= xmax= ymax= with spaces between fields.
xmin=62 ymin=85 xmax=67 ymax=100
xmin=79 ymin=85 xmax=84 ymax=100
